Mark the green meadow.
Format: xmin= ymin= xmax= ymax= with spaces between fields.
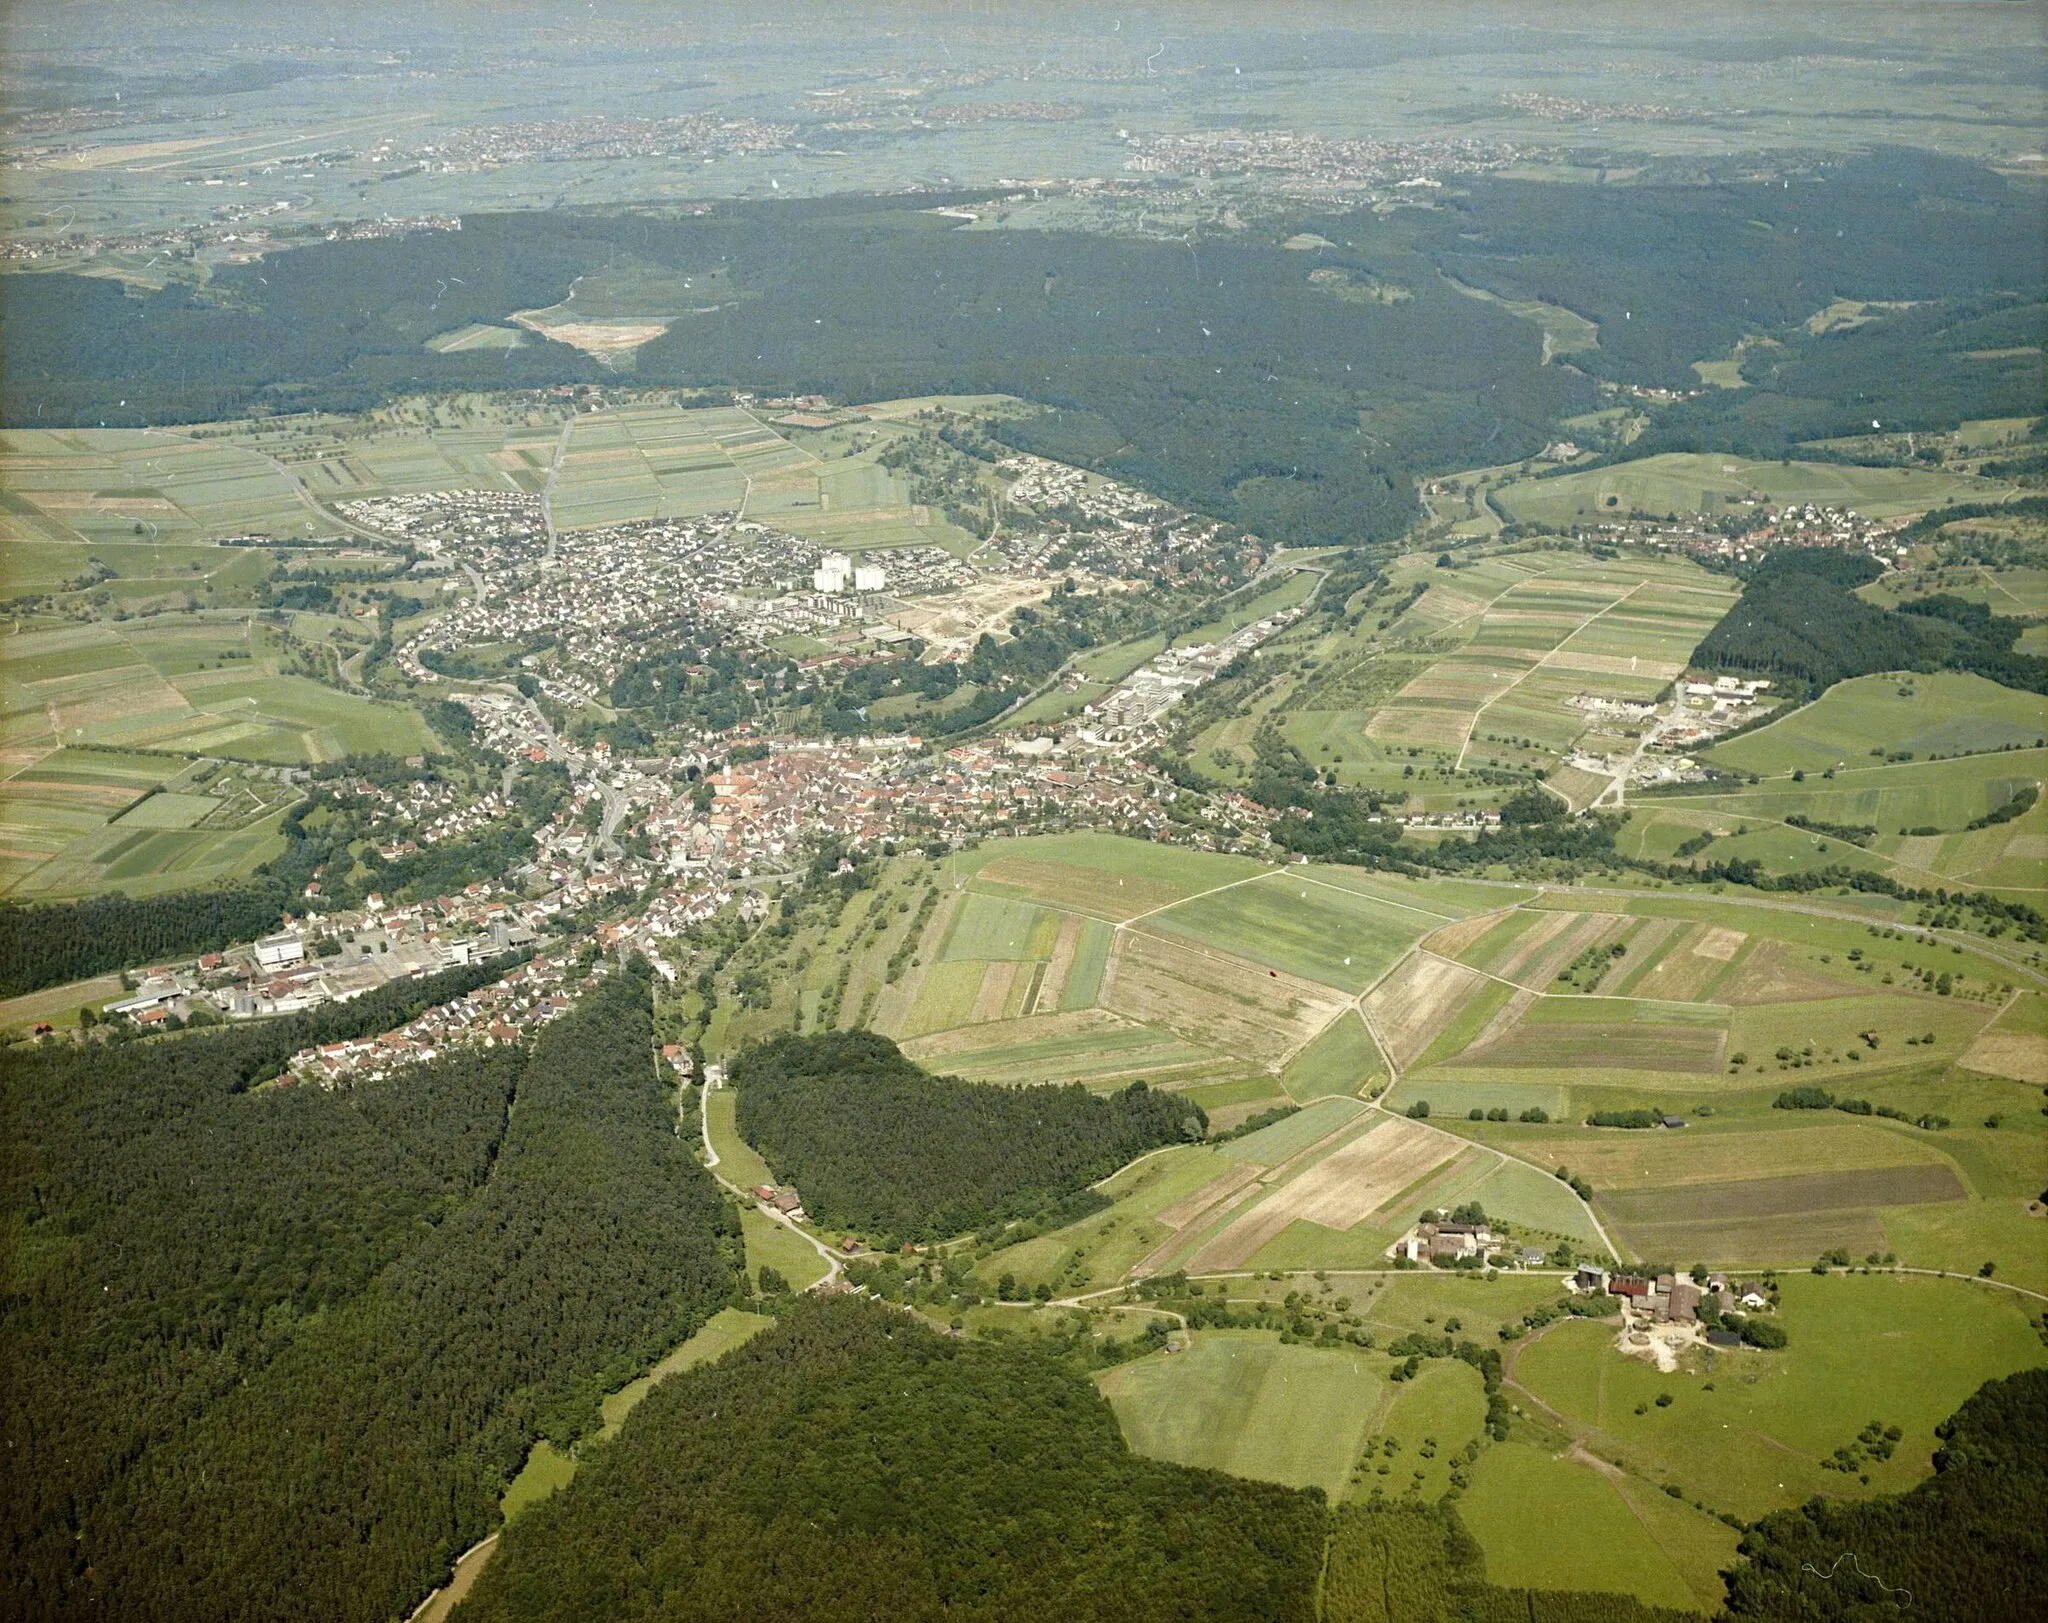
xmin=1282 ymin=1011 xmax=1387 ymax=1102
xmin=1099 ymin=1331 xmax=1385 ymax=1499
xmin=1458 ymin=1443 xmax=1715 ymax=1614
xmin=1491 ymin=453 xmax=2011 ymax=527
xmin=1510 ymin=1273 xmax=2046 ymax=1521
xmin=1707 ymin=673 xmax=2046 ymax=776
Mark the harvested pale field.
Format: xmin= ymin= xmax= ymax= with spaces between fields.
xmin=514 ymin=315 xmax=671 ymax=357
xmin=1489 ymin=910 xmax=1577 ymax=984
xmin=1421 ymin=910 xmax=1511 ymax=960
xmin=1105 ymin=930 xmax=1346 ymax=1068
xmin=899 ymin=1006 xmax=1131 ymax=1062
xmin=2002 ymin=834 xmax=2048 ymax=860
xmin=1204 ymin=1099 xmax=1288 ymax=1135
xmin=1366 ymin=952 xmax=1489 ymax=1070
xmin=1186 ymin=1117 xmax=1463 ymax=1271
xmin=1154 ymin=1161 xmax=1267 ymax=1231
xmin=1542 ymin=651 xmax=1686 ymax=680
xmin=1034 ymin=914 xmax=1086 ymax=1013
xmin=1364 ymin=707 xmax=1472 ymax=747
xmin=1546 ymin=766 xmax=1611 ymax=813
xmin=1894 ymin=835 xmax=1945 ymax=868
xmin=1186 ymin=1199 xmax=1310 ymax=1272
xmin=1720 ymin=941 xmax=1862 ymax=1005
xmin=970 ymin=960 xmax=1020 ymax=1024
xmin=1259 ymin=1116 xmax=1459 ymax=1231
xmin=1959 ymin=1033 xmax=2048 ymax=1084
xmin=1620 ymin=923 xmax=1735 ymax=1003
xmin=1516 ymin=913 xmax=1629 ymax=989
xmin=1518 ymin=1122 xmax=1955 ymax=1193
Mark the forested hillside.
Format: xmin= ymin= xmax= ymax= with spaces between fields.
xmin=1 ymin=962 xmax=738 ymax=1623
xmin=1437 ymin=152 xmax=2042 ymax=392
xmin=730 ymin=1031 xmax=1204 ymax=1242
xmin=10 ymin=158 xmax=2035 ymax=546
xmin=1723 ymin=1367 xmax=2047 ymax=1622
xmin=1691 ymin=548 xmax=2048 ymax=694
xmin=456 ymin=1294 xmax=1327 ymax=1623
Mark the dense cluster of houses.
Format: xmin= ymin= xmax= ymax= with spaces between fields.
xmin=289 ymin=949 xmax=593 ymax=1087
xmin=1119 ymin=126 xmax=1518 ymax=205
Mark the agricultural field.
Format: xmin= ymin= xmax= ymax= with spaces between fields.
xmin=1488 ymin=452 xmax=2015 ymax=528
xmin=856 ymin=834 xmax=2042 ymax=1288
xmin=1458 ymin=1442 xmax=1721 ymax=1614
xmin=0 ymin=398 xmax=988 ymax=564
xmin=1365 ymin=884 xmax=2041 ymax=1278
xmin=740 ymin=1206 xmax=830 ymax=1292
xmin=704 ymin=1087 xmax=774 ymax=1192
xmin=0 ymin=617 xmax=433 ymax=896
xmin=1252 ymin=550 xmax=1739 ymax=798
xmin=1707 ymin=672 xmax=2047 ymax=777
xmin=1619 ymin=748 xmax=2048 ymax=898
xmin=1098 ymin=1332 xmax=1385 ymax=1499
xmin=1281 ymin=1010 xmax=1387 ymax=1102
xmin=879 ymin=839 xmax=1478 ymax=1125
xmin=0 ymin=428 xmax=317 ymax=546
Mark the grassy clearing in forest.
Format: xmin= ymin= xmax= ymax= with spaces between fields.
xmin=1099 ymin=1331 xmax=1384 ymax=1499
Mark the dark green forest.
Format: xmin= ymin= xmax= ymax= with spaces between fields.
xmin=1 ymin=962 xmax=737 ymax=1623
xmin=8 ymin=155 xmax=2037 ymax=545
xmin=456 ymin=1294 xmax=1327 ymax=1623
xmin=457 ymin=1301 xmax=2048 ymax=1621
xmin=729 ymin=1030 xmax=1205 ymax=1242
xmin=1723 ymin=1367 xmax=2047 ymax=1621
xmin=0 ymin=878 xmax=294 ymax=996
xmin=1438 ymin=151 xmax=2042 ymax=391
xmin=1690 ymin=547 xmax=2048 ymax=694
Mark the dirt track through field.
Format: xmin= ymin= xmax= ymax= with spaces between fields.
xmin=970 ymin=961 xmax=1018 ymax=1023
xmin=1108 ymin=929 xmax=1345 ymax=1067
xmin=1035 ymin=914 xmax=1084 ymax=1014
xmin=1366 ymin=952 xmax=1488 ymax=1070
